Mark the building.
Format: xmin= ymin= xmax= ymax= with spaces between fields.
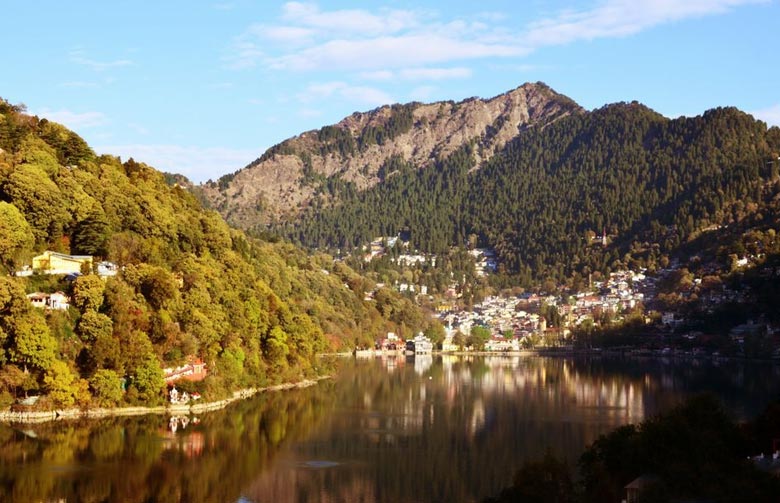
xmin=26 ymin=291 xmax=70 ymax=311
xmin=485 ymin=336 xmax=520 ymax=352
xmin=163 ymin=357 xmax=208 ymax=383
xmin=32 ymin=251 xmax=93 ymax=275
xmin=406 ymin=334 xmax=433 ymax=354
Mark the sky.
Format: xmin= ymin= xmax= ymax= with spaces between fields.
xmin=1 ymin=1 xmax=778 ymax=183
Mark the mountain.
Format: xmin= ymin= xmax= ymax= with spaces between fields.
xmin=0 ymin=98 xmax=424 ymax=409
xmin=203 ymin=82 xmax=582 ymax=228
xmin=205 ymin=83 xmax=780 ymax=285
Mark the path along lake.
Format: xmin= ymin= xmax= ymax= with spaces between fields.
xmin=1 ymin=355 xmax=779 ymax=502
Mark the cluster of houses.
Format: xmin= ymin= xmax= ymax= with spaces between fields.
xmin=360 ymin=332 xmax=434 ymax=356
xmin=20 ymin=251 xmax=120 ymax=312
xmin=439 ymin=294 xmax=548 ymax=347
xmin=434 ymin=269 xmax=654 ymax=350
xmin=16 ymin=251 xmax=118 ymax=278
xmin=568 ymin=270 xmax=652 ymax=327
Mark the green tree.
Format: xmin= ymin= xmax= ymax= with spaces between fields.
xmin=44 ymin=360 xmax=82 ymax=408
xmin=89 ymin=369 xmax=123 ymax=406
xmin=71 ymin=274 xmax=105 ymax=313
xmin=423 ymin=320 xmax=446 ymax=346
xmin=469 ymin=325 xmax=491 ymax=349
xmin=76 ymin=310 xmax=113 ymax=343
xmin=0 ymin=201 xmax=34 ymax=273
xmin=131 ymin=353 xmax=164 ymax=405
xmin=2 ymin=164 xmax=70 ymax=245
xmin=7 ymin=311 xmax=57 ymax=372
xmin=71 ymin=210 xmax=110 ymax=256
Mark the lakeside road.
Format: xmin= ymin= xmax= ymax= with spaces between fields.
xmin=0 ymin=377 xmax=329 ymax=424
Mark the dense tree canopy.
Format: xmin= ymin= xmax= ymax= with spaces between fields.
xmin=0 ymin=98 xmax=423 ymax=408
xmin=275 ymin=104 xmax=780 ymax=286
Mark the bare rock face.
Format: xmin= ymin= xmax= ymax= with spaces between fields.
xmin=202 ymin=82 xmax=583 ymax=229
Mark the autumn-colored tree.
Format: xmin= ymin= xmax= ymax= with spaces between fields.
xmin=71 ymin=274 xmax=106 ymax=313
xmin=0 ymin=201 xmax=34 ymax=273
xmin=89 ymin=369 xmax=123 ymax=406
xmin=44 ymin=360 xmax=86 ymax=408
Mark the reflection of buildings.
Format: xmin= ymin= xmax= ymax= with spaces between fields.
xmin=161 ymin=416 xmax=205 ymax=458
xmin=413 ymin=354 xmax=433 ymax=375
xmin=437 ymin=356 xmax=648 ymax=424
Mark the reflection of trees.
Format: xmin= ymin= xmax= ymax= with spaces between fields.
xmin=1 ymin=356 xmax=777 ymax=503
xmin=0 ymin=386 xmax=334 ymax=503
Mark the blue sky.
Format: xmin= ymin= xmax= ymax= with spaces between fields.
xmin=2 ymin=1 xmax=778 ymax=183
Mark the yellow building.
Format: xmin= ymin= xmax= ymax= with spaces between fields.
xmin=32 ymin=251 xmax=93 ymax=275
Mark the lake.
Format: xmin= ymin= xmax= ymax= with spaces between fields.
xmin=1 ymin=355 xmax=778 ymax=502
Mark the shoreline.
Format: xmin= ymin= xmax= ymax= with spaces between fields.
xmin=0 ymin=376 xmax=330 ymax=425
xmin=348 ymin=347 xmax=780 ymax=364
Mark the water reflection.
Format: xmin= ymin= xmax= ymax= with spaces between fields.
xmin=0 ymin=356 xmax=777 ymax=503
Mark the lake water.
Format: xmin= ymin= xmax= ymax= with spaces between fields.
xmin=1 ymin=355 xmax=778 ymax=502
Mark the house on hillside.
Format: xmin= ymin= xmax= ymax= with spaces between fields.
xmin=163 ymin=357 xmax=208 ymax=383
xmin=26 ymin=291 xmax=70 ymax=311
xmin=32 ymin=251 xmax=92 ymax=275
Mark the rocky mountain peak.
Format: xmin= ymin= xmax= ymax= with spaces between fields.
xmin=202 ymin=82 xmax=584 ymax=228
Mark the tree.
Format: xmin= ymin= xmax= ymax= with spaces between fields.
xmin=138 ymin=265 xmax=178 ymax=310
xmin=71 ymin=274 xmax=105 ymax=313
xmin=89 ymin=369 xmax=123 ymax=406
xmin=469 ymin=325 xmax=491 ymax=350
xmin=423 ymin=320 xmax=446 ymax=347
xmin=77 ymin=310 xmax=113 ymax=343
xmin=0 ymin=201 xmax=34 ymax=274
xmin=485 ymin=451 xmax=575 ymax=503
xmin=7 ymin=311 xmax=57 ymax=371
xmin=2 ymin=164 xmax=70 ymax=245
xmin=71 ymin=210 xmax=110 ymax=256
xmin=0 ymin=364 xmax=31 ymax=398
xmin=131 ymin=353 xmax=164 ymax=405
xmin=44 ymin=360 xmax=84 ymax=408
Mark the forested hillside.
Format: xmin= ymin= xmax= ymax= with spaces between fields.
xmin=0 ymin=99 xmax=423 ymax=409
xmin=275 ymin=102 xmax=780 ymax=285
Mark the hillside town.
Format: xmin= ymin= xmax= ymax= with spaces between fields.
xmin=362 ymin=235 xmax=780 ymax=360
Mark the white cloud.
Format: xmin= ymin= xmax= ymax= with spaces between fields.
xmin=224 ymin=41 xmax=265 ymax=69
xmin=360 ymin=67 xmax=472 ymax=82
xmin=255 ymin=25 xmax=316 ymax=44
xmin=751 ymin=103 xmax=780 ymax=127
xmin=227 ymin=4 xmax=525 ymax=71
xmin=94 ymin=144 xmax=259 ymax=183
xmin=281 ymin=2 xmax=421 ymax=35
xmin=269 ymin=34 xmax=526 ymax=71
xmin=36 ymin=108 xmax=108 ymax=130
xmin=230 ymin=1 xmax=765 ymax=73
xmin=360 ymin=70 xmax=395 ymax=81
xmin=300 ymin=81 xmax=393 ymax=106
xmin=399 ymin=67 xmax=472 ymax=80
xmin=69 ymin=50 xmax=133 ymax=71
xmin=524 ymin=0 xmax=766 ymax=47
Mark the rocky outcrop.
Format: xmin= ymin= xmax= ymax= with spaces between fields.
xmin=202 ymin=82 xmax=583 ymax=229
